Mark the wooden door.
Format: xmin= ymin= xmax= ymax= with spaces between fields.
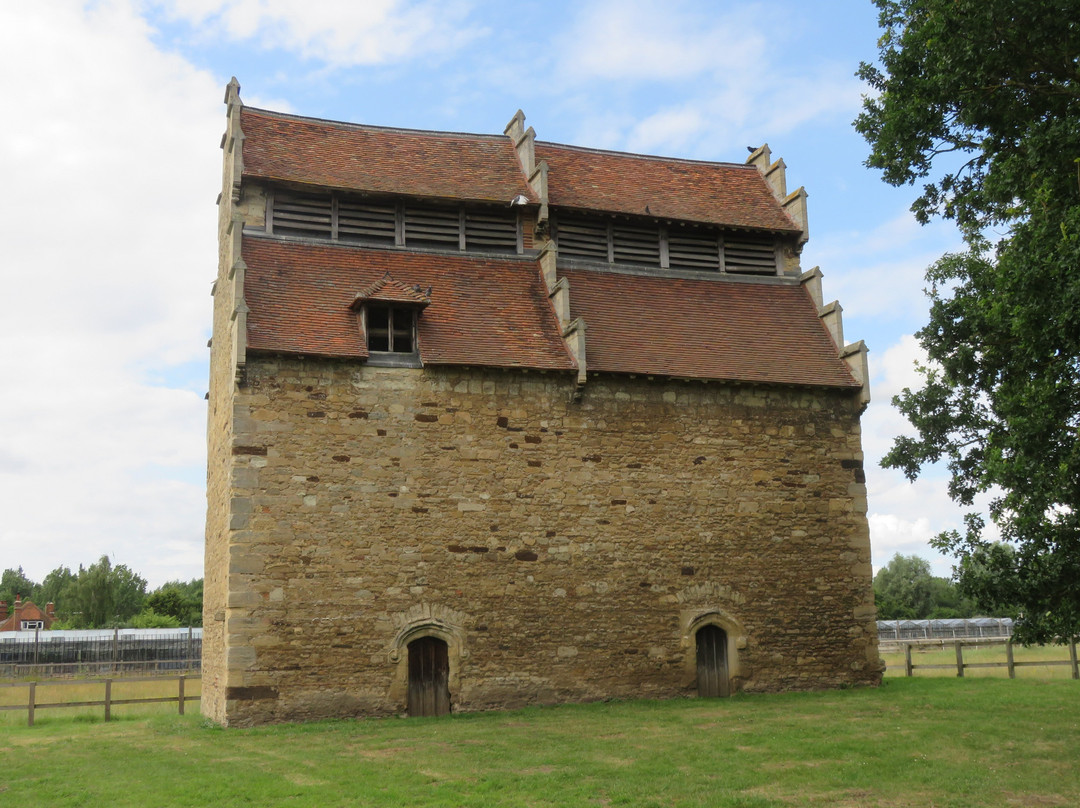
xmin=407 ymin=636 xmax=450 ymax=717
xmin=696 ymin=625 xmax=730 ymax=698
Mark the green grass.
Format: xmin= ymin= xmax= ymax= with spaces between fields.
xmin=881 ymin=642 xmax=1078 ymax=678
xmin=2 ymin=678 xmax=1079 ymax=807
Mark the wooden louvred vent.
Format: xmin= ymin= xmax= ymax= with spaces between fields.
xmin=724 ymin=235 xmax=778 ymax=275
xmin=265 ymin=187 xmax=520 ymax=254
xmin=557 ymin=218 xmax=609 ymax=261
xmin=668 ymin=229 xmax=721 ymax=271
xmin=465 ymin=210 xmax=518 ymax=252
xmin=271 ymin=191 xmax=332 ymax=238
xmin=404 ymin=205 xmax=460 ymax=248
xmin=613 ymin=223 xmax=661 ymax=267
xmin=338 ymin=200 xmax=396 ymax=245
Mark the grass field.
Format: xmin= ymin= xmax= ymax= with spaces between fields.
xmin=2 ymin=677 xmax=1078 ymax=807
xmin=880 ymin=642 xmax=1078 ymax=679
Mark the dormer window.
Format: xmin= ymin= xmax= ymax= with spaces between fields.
xmin=367 ymin=305 xmax=416 ymax=354
xmin=350 ymin=272 xmax=431 ymax=367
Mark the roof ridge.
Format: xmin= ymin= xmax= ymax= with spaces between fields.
xmin=243 ymin=106 xmax=511 ymax=143
xmin=536 ymin=140 xmax=752 ymax=170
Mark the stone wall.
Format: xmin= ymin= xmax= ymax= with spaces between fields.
xmin=203 ymin=355 xmax=881 ymax=726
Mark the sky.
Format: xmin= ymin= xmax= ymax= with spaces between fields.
xmin=0 ymin=0 xmax=985 ymax=589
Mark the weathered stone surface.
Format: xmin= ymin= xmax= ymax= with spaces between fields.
xmin=204 ymin=357 xmax=882 ymax=726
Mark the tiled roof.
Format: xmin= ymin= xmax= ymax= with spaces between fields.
xmin=242 ymin=237 xmax=576 ymax=371
xmin=537 ymin=143 xmax=800 ymax=233
xmin=240 ymin=108 xmax=536 ymax=204
xmin=562 ymin=268 xmax=859 ymax=388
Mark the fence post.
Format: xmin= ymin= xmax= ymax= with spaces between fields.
xmin=104 ymin=679 xmax=112 ymax=722
xmin=1006 ymin=641 xmax=1015 ymax=679
xmin=955 ymin=641 xmax=964 ymax=677
xmin=905 ymin=643 xmax=913 ymax=677
xmin=112 ymin=627 xmax=119 ymax=675
xmin=34 ymin=626 xmax=40 ymax=664
xmin=28 ymin=682 xmax=36 ymax=727
xmin=1070 ymin=637 xmax=1079 ymax=680
xmin=178 ymin=675 xmax=186 ymax=715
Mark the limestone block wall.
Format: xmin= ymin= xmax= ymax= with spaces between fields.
xmin=204 ymin=356 xmax=880 ymax=726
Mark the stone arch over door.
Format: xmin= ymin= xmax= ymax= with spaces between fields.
xmin=682 ymin=609 xmax=745 ymax=697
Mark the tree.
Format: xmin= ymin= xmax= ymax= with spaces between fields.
xmin=874 ymin=553 xmax=980 ymax=619
xmin=0 ymin=567 xmax=40 ymax=608
xmin=144 ymin=579 xmax=202 ymax=626
xmin=63 ymin=556 xmax=147 ymax=628
xmin=874 ymin=554 xmax=935 ymax=619
xmin=38 ymin=566 xmax=76 ymax=616
xmin=856 ymin=0 xmax=1080 ymax=643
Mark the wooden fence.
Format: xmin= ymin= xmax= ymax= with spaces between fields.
xmin=900 ymin=639 xmax=1080 ymax=678
xmin=0 ymin=674 xmax=200 ymax=726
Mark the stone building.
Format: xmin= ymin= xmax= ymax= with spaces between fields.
xmin=203 ymin=78 xmax=881 ymax=726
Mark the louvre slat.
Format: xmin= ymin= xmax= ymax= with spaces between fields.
xmin=464 ymin=210 xmax=516 ymax=253
xmin=273 ymin=192 xmax=332 ymax=237
xmin=725 ymin=238 xmax=776 ymax=274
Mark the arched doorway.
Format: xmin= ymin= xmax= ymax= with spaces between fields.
xmin=696 ymin=624 xmax=730 ymax=698
xmin=407 ymin=636 xmax=451 ymax=716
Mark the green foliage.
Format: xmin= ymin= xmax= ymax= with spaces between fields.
xmin=127 ymin=609 xmax=182 ymax=629
xmin=858 ymin=0 xmax=1080 ymax=643
xmin=873 ymin=553 xmax=978 ymax=619
xmin=855 ymin=0 xmax=1080 ymax=240
xmin=0 ymin=567 xmax=41 ymax=608
xmin=1 ymin=565 xmax=203 ymax=628
xmin=38 ymin=566 xmax=76 ymax=614
xmin=61 ymin=556 xmax=147 ymax=629
xmin=145 ymin=579 xmax=202 ymax=627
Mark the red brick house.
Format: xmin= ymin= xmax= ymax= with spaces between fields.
xmin=0 ymin=596 xmax=56 ymax=632
xmin=204 ymin=79 xmax=880 ymax=726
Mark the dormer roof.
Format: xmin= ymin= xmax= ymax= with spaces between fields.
xmin=350 ymin=273 xmax=431 ymax=309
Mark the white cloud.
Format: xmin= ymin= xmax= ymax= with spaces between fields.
xmin=554 ymin=1 xmax=864 ymax=157
xmin=561 ymin=1 xmax=766 ymax=82
xmin=0 ymin=1 xmax=219 ymax=587
xmin=158 ymin=0 xmax=484 ymax=66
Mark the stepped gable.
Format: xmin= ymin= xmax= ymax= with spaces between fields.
xmin=563 ymin=268 xmax=860 ymax=388
xmin=242 ymin=237 xmax=575 ymax=371
xmin=536 ymin=142 xmax=800 ymax=233
xmin=240 ymin=107 xmax=536 ymax=204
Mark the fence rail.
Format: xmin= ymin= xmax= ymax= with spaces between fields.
xmin=0 ymin=674 xmax=200 ymax=727
xmin=899 ymin=639 xmax=1080 ymax=679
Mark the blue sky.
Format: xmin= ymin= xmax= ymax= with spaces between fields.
xmin=0 ymin=0 xmax=980 ymax=588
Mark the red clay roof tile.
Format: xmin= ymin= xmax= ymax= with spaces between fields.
xmin=537 ymin=143 xmax=800 ymax=233
xmin=243 ymin=238 xmax=576 ymax=371
xmin=562 ymin=268 xmax=859 ymax=388
xmin=240 ymin=108 xmax=536 ymax=204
